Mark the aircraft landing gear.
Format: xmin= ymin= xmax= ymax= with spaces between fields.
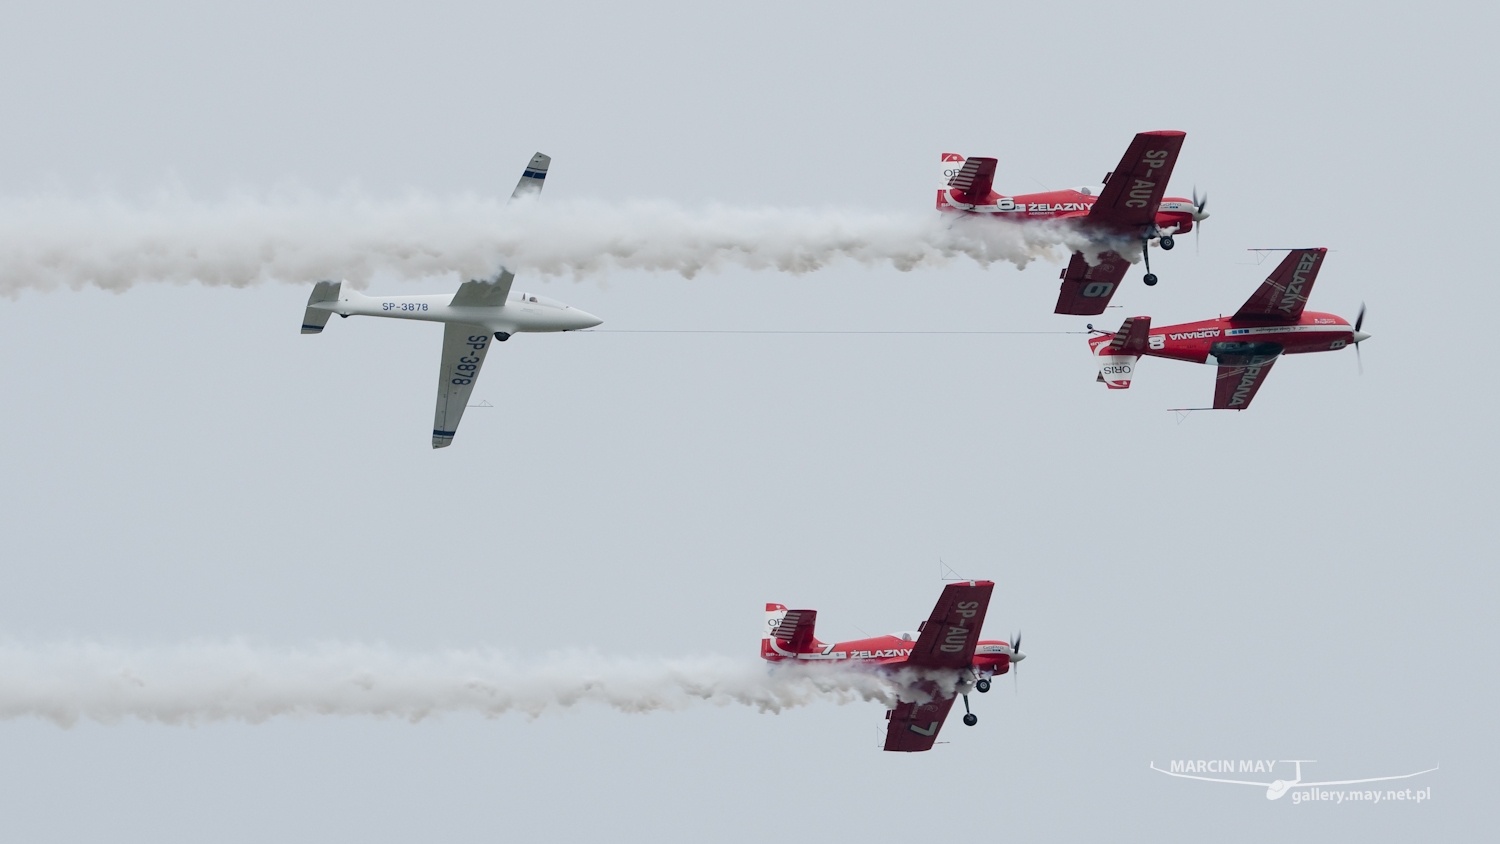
xmin=494 ymin=332 xmax=511 ymax=342
xmin=976 ymin=678 xmax=992 ymax=693
xmin=961 ymin=693 xmax=978 ymax=726
xmin=1141 ymin=232 xmax=1159 ymax=286
xmin=1160 ymin=235 xmax=1175 ymax=250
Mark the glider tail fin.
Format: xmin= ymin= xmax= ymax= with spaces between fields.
xmin=300 ymin=280 xmax=343 ymax=334
xmin=1088 ymin=316 xmax=1152 ymax=389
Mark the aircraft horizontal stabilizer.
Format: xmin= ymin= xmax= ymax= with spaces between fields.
xmin=1089 ymin=316 xmax=1150 ymax=389
xmin=770 ymin=609 xmax=819 ymax=652
xmin=301 ymin=280 xmax=342 ymax=334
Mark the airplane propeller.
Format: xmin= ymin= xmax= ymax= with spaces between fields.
xmin=1354 ymin=302 xmax=1368 ymax=375
xmin=1010 ymin=631 xmax=1023 ymax=694
xmin=1192 ymin=187 xmax=1209 ymax=253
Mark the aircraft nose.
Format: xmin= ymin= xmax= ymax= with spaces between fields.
xmin=1352 ymin=331 xmax=1371 ymax=344
xmin=570 ymin=309 xmax=603 ymax=330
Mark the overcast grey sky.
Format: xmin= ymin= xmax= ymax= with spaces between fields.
xmin=0 ymin=1 xmax=1493 ymax=841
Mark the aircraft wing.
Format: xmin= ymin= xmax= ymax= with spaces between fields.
xmin=908 ymin=581 xmax=994 ymax=669
xmin=1213 ymin=353 xmax=1279 ymax=410
xmin=1055 ymin=250 xmax=1130 ymax=315
xmin=432 ymin=324 xmax=496 ymax=448
xmin=451 ymin=269 xmax=516 ymax=308
xmin=883 ymin=695 xmax=958 ymax=752
xmin=1231 ymin=248 xmax=1328 ymax=321
xmin=1087 ymin=131 xmax=1186 ymax=228
xmin=511 ymin=152 xmax=551 ymax=200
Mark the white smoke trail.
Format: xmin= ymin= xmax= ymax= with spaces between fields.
xmin=0 ymin=641 xmax=950 ymax=727
xmin=0 ymin=191 xmax=1133 ymax=295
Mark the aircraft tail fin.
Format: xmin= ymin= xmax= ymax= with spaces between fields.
xmin=1088 ymin=316 xmax=1151 ymax=389
xmin=937 ymin=153 xmax=965 ymax=209
xmin=761 ymin=604 xmax=821 ymax=659
xmin=937 ymin=153 xmax=998 ymax=210
xmin=301 ymin=280 xmax=343 ymax=334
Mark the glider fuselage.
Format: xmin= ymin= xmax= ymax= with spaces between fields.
xmin=310 ymin=289 xmax=601 ymax=337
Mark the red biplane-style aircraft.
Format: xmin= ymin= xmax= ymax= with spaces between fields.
xmin=1087 ymin=248 xmax=1370 ymax=410
xmin=938 ymin=130 xmax=1205 ymax=316
xmin=762 ymin=580 xmax=1025 ymax=752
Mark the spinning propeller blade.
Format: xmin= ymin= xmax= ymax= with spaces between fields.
xmin=1011 ymin=631 xmax=1022 ymax=694
xmin=1355 ymin=302 xmax=1367 ymax=375
xmin=1192 ymin=187 xmax=1209 ymax=254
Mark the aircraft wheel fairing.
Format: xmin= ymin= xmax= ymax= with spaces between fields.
xmin=962 ymin=713 xmax=978 ymax=727
xmin=976 ymin=679 xmax=991 ymax=693
xmin=1143 ymin=273 xmax=1158 ymax=286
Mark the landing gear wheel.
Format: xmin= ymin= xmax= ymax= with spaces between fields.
xmin=1160 ymin=235 xmax=1175 ymax=250
xmin=1143 ymin=273 xmax=1159 ymax=286
xmin=963 ymin=713 xmax=978 ymax=727
xmin=976 ymin=679 xmax=992 ymax=693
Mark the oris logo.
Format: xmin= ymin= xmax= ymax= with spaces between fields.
xmin=1103 ymin=364 xmax=1133 ymax=375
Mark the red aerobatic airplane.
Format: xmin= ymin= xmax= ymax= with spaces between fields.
xmin=938 ymin=130 xmax=1205 ymax=316
xmin=762 ymin=580 xmax=1024 ymax=752
xmin=1087 ymin=247 xmax=1370 ymax=410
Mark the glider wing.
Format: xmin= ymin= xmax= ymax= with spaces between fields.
xmin=451 ymin=269 xmax=516 ymax=308
xmin=511 ymin=152 xmax=551 ymax=200
xmin=432 ymin=324 xmax=495 ymax=448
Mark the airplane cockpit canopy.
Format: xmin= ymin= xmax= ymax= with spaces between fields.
xmin=516 ymin=292 xmax=571 ymax=310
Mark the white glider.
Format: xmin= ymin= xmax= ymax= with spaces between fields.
xmin=299 ymin=153 xmax=602 ymax=448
